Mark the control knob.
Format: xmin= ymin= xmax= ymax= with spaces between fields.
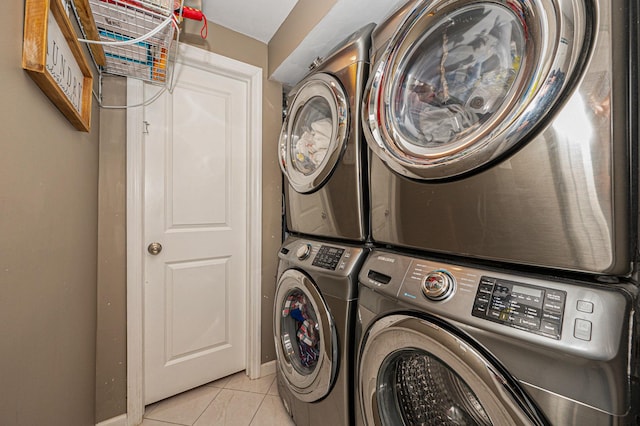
xmin=422 ymin=270 xmax=455 ymax=301
xmin=296 ymin=243 xmax=312 ymax=260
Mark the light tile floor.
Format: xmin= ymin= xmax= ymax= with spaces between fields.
xmin=141 ymin=371 xmax=296 ymax=426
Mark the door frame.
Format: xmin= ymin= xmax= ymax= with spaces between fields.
xmin=125 ymin=43 xmax=263 ymax=425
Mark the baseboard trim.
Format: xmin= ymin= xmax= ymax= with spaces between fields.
xmin=96 ymin=414 xmax=127 ymax=426
xmin=261 ymin=360 xmax=276 ymax=377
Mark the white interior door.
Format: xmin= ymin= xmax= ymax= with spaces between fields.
xmin=143 ymin=55 xmax=249 ymax=405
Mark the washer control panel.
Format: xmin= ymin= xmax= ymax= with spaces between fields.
xmin=312 ymin=245 xmax=345 ymax=270
xmin=359 ymin=249 xmax=631 ymax=358
xmin=472 ymin=277 xmax=566 ymax=339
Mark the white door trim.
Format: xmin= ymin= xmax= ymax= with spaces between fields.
xmin=126 ymin=43 xmax=263 ymax=426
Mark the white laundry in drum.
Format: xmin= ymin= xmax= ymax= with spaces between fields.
xmin=418 ymin=103 xmax=477 ymax=144
xmin=295 ymin=118 xmax=333 ymax=167
xmin=398 ymin=15 xmax=520 ymax=147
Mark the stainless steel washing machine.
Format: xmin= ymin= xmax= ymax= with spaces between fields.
xmin=355 ymin=249 xmax=640 ymax=425
xmin=362 ymin=0 xmax=639 ymax=276
xmin=274 ymin=236 xmax=367 ymax=425
xmin=279 ymin=23 xmax=374 ymax=242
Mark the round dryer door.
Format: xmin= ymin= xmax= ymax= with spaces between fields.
xmin=359 ymin=314 xmax=548 ymax=425
xmin=274 ymin=269 xmax=337 ymax=402
xmin=363 ymin=0 xmax=592 ymax=180
xmin=279 ymin=73 xmax=349 ymax=193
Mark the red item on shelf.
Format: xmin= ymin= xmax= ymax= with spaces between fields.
xmin=175 ymin=5 xmax=208 ymax=39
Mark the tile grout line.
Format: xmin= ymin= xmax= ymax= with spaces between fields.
xmin=247 ymin=374 xmax=276 ymax=425
xmin=217 ymin=388 xmax=277 ymax=395
xmin=144 ymin=418 xmax=192 ymax=426
xmin=189 ymin=387 xmax=221 ymax=426
xmin=144 ymin=372 xmax=277 ymax=425
xmin=193 ymin=373 xmax=276 ymax=425
xmin=248 ymin=393 xmax=269 ymax=425
xmin=219 ymin=373 xmax=277 ymax=396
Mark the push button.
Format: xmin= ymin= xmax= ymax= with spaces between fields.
xmin=541 ymin=320 xmax=560 ymax=337
xmin=545 ymin=290 xmax=565 ymax=303
xmin=478 ymin=285 xmax=493 ymax=295
xmin=542 ymin=311 xmax=562 ymax=323
xmin=520 ymin=317 xmax=541 ymax=330
xmin=488 ymin=310 xmax=501 ymax=320
xmin=574 ymin=319 xmax=592 ymax=341
xmin=473 ymin=303 xmax=488 ymax=315
xmin=543 ymin=300 xmax=563 ymax=313
xmin=577 ymin=300 xmax=594 ymax=313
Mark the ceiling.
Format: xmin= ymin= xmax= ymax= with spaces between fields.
xmin=200 ymin=0 xmax=405 ymax=87
xmin=201 ymin=0 xmax=299 ymax=44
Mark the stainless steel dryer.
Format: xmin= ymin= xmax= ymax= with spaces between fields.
xmin=279 ymin=23 xmax=374 ymax=242
xmin=274 ymin=236 xmax=367 ymax=425
xmin=362 ymin=0 xmax=639 ymax=276
xmin=355 ymin=249 xmax=640 ymax=425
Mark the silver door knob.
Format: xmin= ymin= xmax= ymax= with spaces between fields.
xmin=147 ymin=242 xmax=163 ymax=255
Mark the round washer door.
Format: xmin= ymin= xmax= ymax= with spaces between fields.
xmin=359 ymin=314 xmax=548 ymax=425
xmin=279 ymin=73 xmax=349 ymax=193
xmin=274 ymin=269 xmax=337 ymax=402
xmin=363 ymin=0 xmax=592 ymax=180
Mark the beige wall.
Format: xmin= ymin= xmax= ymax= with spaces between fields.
xmin=268 ymin=0 xmax=337 ymax=78
xmin=0 ymin=2 xmax=99 ymax=425
xmin=95 ymin=19 xmax=284 ymax=423
xmin=96 ymin=77 xmax=128 ymax=422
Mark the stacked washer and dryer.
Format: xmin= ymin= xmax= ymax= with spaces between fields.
xmin=274 ymin=23 xmax=375 ymax=426
xmin=356 ymin=0 xmax=640 ymax=425
xmin=275 ymin=0 xmax=640 ymax=425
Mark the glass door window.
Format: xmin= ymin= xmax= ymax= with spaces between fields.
xmin=274 ymin=269 xmax=335 ymax=402
xmin=290 ymin=97 xmax=334 ymax=176
xmin=378 ymin=350 xmax=491 ymax=425
xmin=280 ymin=289 xmax=321 ymax=374
xmin=358 ymin=314 xmax=547 ymax=425
xmin=279 ymin=73 xmax=348 ymax=193
xmin=392 ymin=4 xmax=524 ymax=152
xmin=363 ymin=0 xmax=591 ymax=179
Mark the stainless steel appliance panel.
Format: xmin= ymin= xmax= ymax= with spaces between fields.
xmin=281 ymin=24 xmax=373 ymax=242
xmin=275 ymin=236 xmax=367 ymax=426
xmin=355 ymin=249 xmax=639 ymax=425
xmin=365 ymin=0 xmax=635 ymax=276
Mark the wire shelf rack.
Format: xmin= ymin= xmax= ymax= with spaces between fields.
xmin=88 ymin=0 xmax=178 ymax=85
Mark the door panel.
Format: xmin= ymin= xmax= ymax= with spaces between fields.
xmin=171 ymin=79 xmax=229 ymax=225
xmin=144 ymin=59 xmax=248 ymax=404
xmin=166 ymin=258 xmax=229 ymax=360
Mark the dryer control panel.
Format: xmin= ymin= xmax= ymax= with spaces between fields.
xmin=472 ymin=277 xmax=566 ymax=339
xmin=279 ymin=237 xmax=365 ymax=278
xmin=312 ymin=245 xmax=345 ymax=270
